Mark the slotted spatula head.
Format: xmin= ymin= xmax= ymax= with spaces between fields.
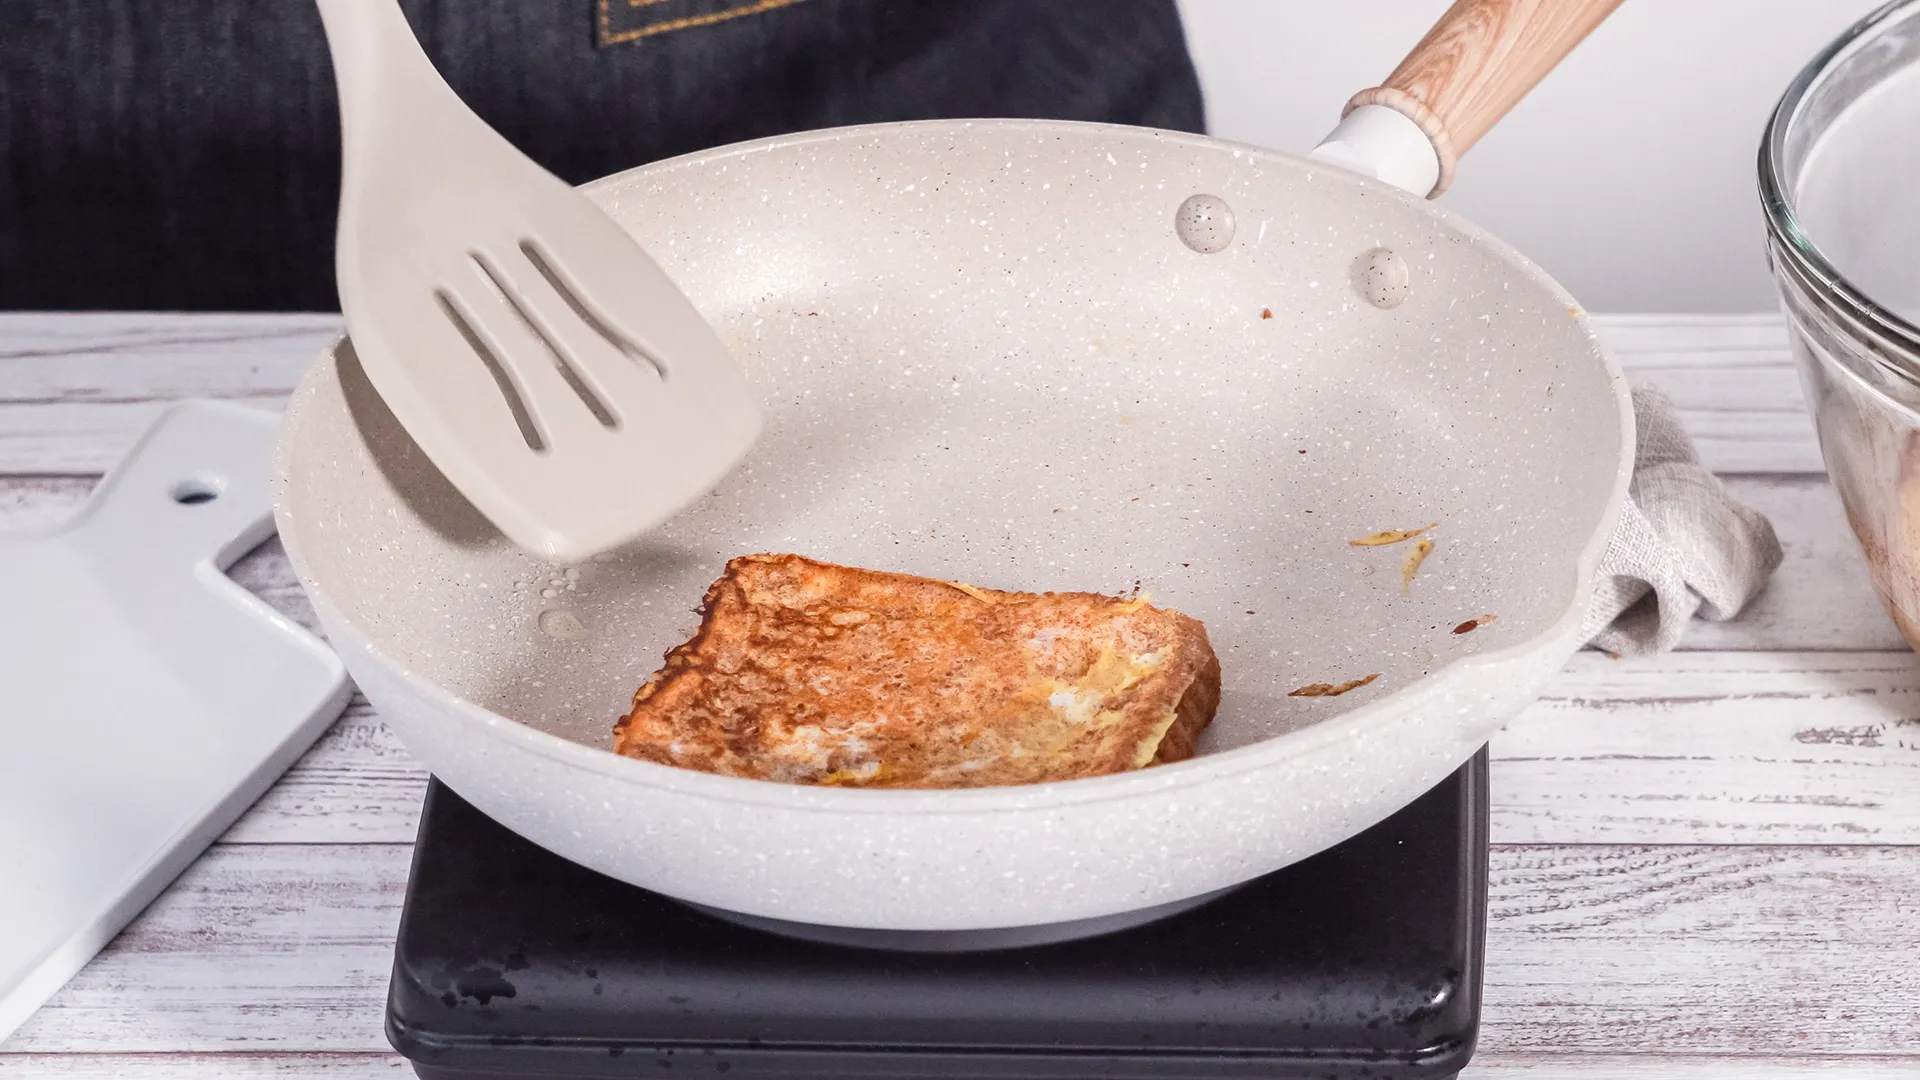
xmin=316 ymin=0 xmax=759 ymax=563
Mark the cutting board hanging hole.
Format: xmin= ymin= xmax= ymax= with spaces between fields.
xmin=0 ymin=401 xmax=351 ymax=1044
xmin=170 ymin=475 xmax=227 ymax=506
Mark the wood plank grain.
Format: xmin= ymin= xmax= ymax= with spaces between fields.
xmin=0 ymin=313 xmax=340 ymax=400
xmin=8 ymin=313 xmax=1911 ymax=1074
xmin=1595 ymin=316 xmax=1816 ymax=472
xmin=13 ymin=475 xmax=1916 ymax=847
xmin=0 ymin=475 xmax=92 ymax=533
xmin=0 ymin=314 xmax=1825 ymax=476
xmin=5 ymin=443 xmax=1892 ymax=660
xmin=221 ymin=701 xmax=426 ymax=846
xmin=11 ymin=1055 xmax=1920 ymax=1080
xmin=1591 ymin=313 xmax=1795 ymax=355
xmin=0 ymin=472 xmax=1896 ymax=653
xmin=215 ymin=649 xmax=1920 ymax=847
xmin=0 ymin=313 xmax=332 ymax=474
xmin=1 ymin=312 xmax=1780 ymax=395
xmin=1467 ymin=1057 xmax=1920 ymax=1078
xmin=1682 ymin=475 xmax=1900 ymax=652
xmin=3 ymin=470 xmax=1896 ymax=658
xmin=0 ymin=399 xmax=288 ymax=475
xmin=1499 ymin=650 xmax=1920 ymax=844
xmin=7 ymin=844 xmax=1918 ymax=1058
xmin=0 ymin=1053 xmax=409 ymax=1078
xmin=1480 ymin=845 xmax=1920 ymax=1057
xmin=0 ymin=477 xmax=324 ymax=632
xmin=0 ymin=847 xmax=408 ymax=1054
xmin=13 ymin=1057 xmax=1920 ymax=1080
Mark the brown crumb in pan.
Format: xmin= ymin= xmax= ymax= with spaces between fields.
xmin=1261 ymin=308 xmax=1273 ymax=319
xmin=1288 ymin=673 xmax=1381 ymax=698
xmin=1348 ymin=523 xmax=1437 ymax=547
xmin=1400 ymin=538 xmax=1434 ymax=594
xmin=1452 ymin=614 xmax=1498 ymax=635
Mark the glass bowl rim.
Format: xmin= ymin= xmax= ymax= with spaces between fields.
xmin=1760 ymin=0 xmax=1920 ymax=365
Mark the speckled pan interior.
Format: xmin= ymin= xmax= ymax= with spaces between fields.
xmin=276 ymin=120 xmax=1630 ymax=933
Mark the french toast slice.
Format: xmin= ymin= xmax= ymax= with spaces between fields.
xmin=613 ymin=554 xmax=1220 ymax=789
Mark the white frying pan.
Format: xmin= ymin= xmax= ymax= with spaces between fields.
xmin=275 ymin=0 xmax=1632 ymax=944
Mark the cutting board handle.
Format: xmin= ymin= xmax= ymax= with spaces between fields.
xmin=1345 ymin=0 xmax=1621 ymax=196
xmin=0 ymin=399 xmax=350 ymax=1045
xmin=67 ymin=400 xmax=281 ymax=573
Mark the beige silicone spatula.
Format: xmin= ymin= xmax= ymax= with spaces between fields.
xmin=314 ymin=0 xmax=759 ymax=563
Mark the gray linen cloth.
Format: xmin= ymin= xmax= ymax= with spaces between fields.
xmin=1581 ymin=385 xmax=1785 ymax=656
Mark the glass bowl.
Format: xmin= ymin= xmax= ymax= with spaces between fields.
xmin=1763 ymin=0 xmax=1920 ymax=647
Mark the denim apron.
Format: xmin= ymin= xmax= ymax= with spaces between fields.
xmin=0 ymin=0 xmax=1205 ymax=310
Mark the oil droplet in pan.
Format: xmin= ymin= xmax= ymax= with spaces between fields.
xmin=1353 ymin=247 xmax=1410 ymax=309
xmin=1174 ymin=194 xmax=1234 ymax=254
xmin=538 ymin=608 xmax=589 ymax=641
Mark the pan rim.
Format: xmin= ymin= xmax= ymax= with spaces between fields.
xmin=278 ymin=117 xmax=1635 ymax=816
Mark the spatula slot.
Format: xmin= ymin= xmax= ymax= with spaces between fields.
xmin=434 ymin=288 xmax=547 ymax=453
xmin=520 ymin=239 xmax=669 ymax=381
xmin=468 ymin=251 xmax=621 ymax=432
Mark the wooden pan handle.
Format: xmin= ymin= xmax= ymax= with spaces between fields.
xmin=1346 ymin=0 xmax=1621 ymax=196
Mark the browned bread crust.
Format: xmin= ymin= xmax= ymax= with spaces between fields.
xmin=613 ymin=554 xmax=1220 ymax=789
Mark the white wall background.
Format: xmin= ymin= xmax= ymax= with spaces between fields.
xmin=1175 ymin=0 xmax=1886 ymax=312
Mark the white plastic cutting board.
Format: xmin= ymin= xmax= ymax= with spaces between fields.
xmin=0 ymin=400 xmax=352 ymax=1044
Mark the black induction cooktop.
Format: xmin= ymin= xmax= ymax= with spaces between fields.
xmin=386 ymin=748 xmax=1488 ymax=1079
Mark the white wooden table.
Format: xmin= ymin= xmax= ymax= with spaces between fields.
xmin=2 ymin=313 xmax=1918 ymax=1079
